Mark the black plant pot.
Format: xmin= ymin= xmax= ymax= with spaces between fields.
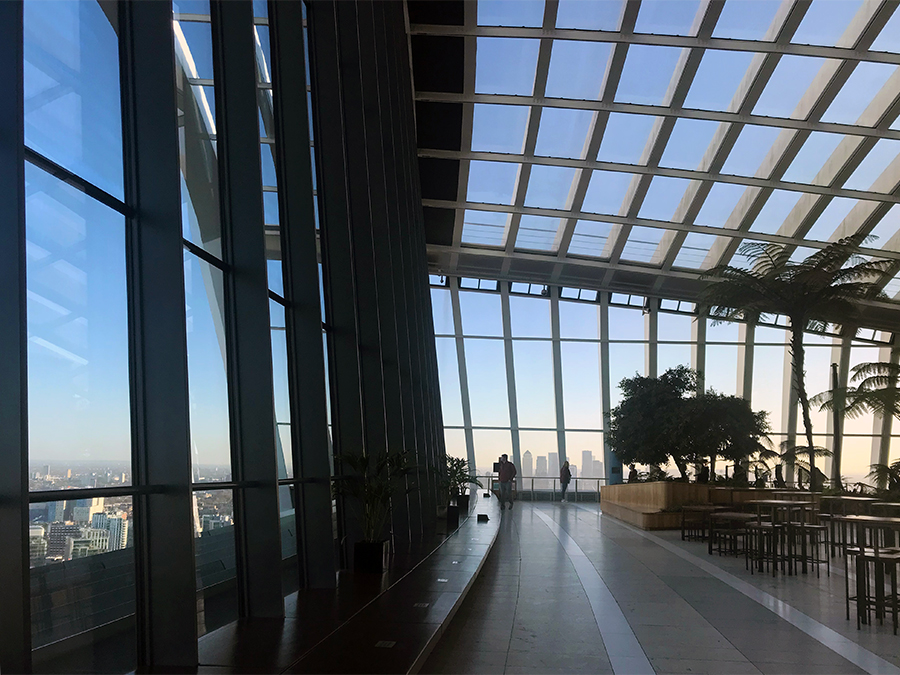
xmin=354 ymin=540 xmax=389 ymax=573
xmin=446 ymin=504 xmax=460 ymax=530
xmin=457 ymin=493 xmax=471 ymax=513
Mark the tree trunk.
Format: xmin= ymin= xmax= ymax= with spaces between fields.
xmin=830 ymin=363 xmax=843 ymax=490
xmin=673 ymin=457 xmax=688 ymax=480
xmin=790 ymin=324 xmax=818 ymax=490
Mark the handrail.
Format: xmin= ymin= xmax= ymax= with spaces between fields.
xmin=474 ymin=475 xmax=607 ymax=502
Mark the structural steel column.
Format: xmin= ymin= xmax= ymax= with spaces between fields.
xmin=826 ymin=336 xmax=852 ymax=481
xmin=122 ymin=2 xmax=200 ymax=668
xmin=737 ymin=321 xmax=756 ymax=402
xmin=645 ymin=302 xmax=658 ymax=379
xmin=451 ymin=283 xmax=477 ymax=473
xmin=269 ymin=0 xmax=337 ymax=589
xmin=501 ymin=285 xmax=522 ymax=471
xmin=600 ymin=293 xmax=621 ymax=484
xmin=551 ymin=288 xmax=567 ymax=468
xmin=872 ymin=342 xmax=900 ymax=485
xmin=375 ymin=0 xmax=423 ymax=539
xmin=212 ymin=0 xmax=283 ymax=616
xmin=0 ymin=3 xmax=30 ymax=670
xmin=692 ymin=308 xmax=708 ymax=393
xmin=306 ymin=0 xmax=366 ymax=567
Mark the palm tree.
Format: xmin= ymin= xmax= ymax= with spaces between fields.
xmin=700 ymin=233 xmax=892 ymax=491
xmin=813 ymin=361 xmax=900 ymax=489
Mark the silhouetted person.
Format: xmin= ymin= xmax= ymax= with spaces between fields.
xmin=732 ymin=463 xmax=748 ymax=486
xmin=697 ymin=465 xmax=710 ymax=484
xmin=774 ymin=464 xmax=786 ymax=488
xmin=498 ymin=454 xmax=517 ymax=511
xmin=560 ymin=461 xmax=572 ymax=503
xmin=754 ymin=467 xmax=766 ymax=488
xmin=627 ymin=463 xmax=639 ymax=483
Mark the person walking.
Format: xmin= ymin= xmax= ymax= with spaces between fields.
xmin=498 ymin=454 xmax=517 ymax=510
xmin=559 ymin=461 xmax=572 ymax=503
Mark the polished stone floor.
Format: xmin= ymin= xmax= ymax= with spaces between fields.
xmin=422 ymin=503 xmax=900 ymax=675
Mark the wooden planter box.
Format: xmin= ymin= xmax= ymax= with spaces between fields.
xmin=600 ymin=482 xmax=711 ymax=530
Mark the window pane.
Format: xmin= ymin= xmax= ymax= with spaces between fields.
xmin=510 ymin=295 xmax=551 ymax=337
xmin=31 ymin=497 xmax=135 ymax=661
xmin=520 ymin=431 xmax=557 ymax=477
xmin=472 ymin=104 xmax=530 ymax=154
xmin=583 ymin=170 xmax=635 ymax=216
xmin=514 ymin=341 xmax=556 ymax=429
xmin=598 ymin=114 xmax=657 ymax=165
xmin=545 ymin=40 xmax=611 ymax=100
xmin=462 ymin=209 xmax=510 ymax=247
xmin=608 ymin=306 xmax=644 ymax=340
xmin=444 ymin=429 xmax=468 ymax=460
xmin=753 ymin=56 xmax=829 ymax=118
xmin=635 ymin=0 xmax=700 ymax=36
xmin=535 ymin=108 xmax=594 ymax=159
xmin=472 ymin=429 xmax=512 ymax=477
xmin=705 ymin=345 xmax=738 ymax=395
xmin=270 ymin=302 xmax=292 ymax=479
xmin=431 ymin=288 xmax=455 ymax=335
xmin=565 ymin=432 xmax=604 ymax=480
xmin=184 ymin=252 xmax=232 ymax=482
xmin=753 ymin=345 xmax=786 ymax=433
xmin=465 ymin=339 xmax=510 ymax=426
xmin=559 ymin=301 xmax=601 ymax=339
xmin=436 ymin=338 xmax=465 ymax=427
xmin=524 ymin=165 xmax=578 ymax=210
xmin=478 ymin=0 xmax=545 ymax=27
xmin=569 ymin=221 xmax=613 ymax=257
xmin=467 ymin=160 xmax=520 ymax=205
xmin=615 ymin=45 xmax=682 ymax=105
xmin=475 ymin=38 xmax=540 ymax=96
xmin=459 ymin=291 xmax=503 ymax=336
xmin=175 ymin=14 xmax=223 ymax=259
xmin=658 ymin=312 xmax=693 ymax=341
xmin=557 ymin=0 xmax=622 ymax=30
xmin=683 ymin=50 xmax=756 ymax=111
xmin=24 ymin=0 xmax=124 ymax=199
xmin=637 ymin=177 xmax=692 ymax=222
xmin=26 ymin=165 xmax=131 ymax=490
xmin=194 ymin=488 xmax=237 ymax=636
xmin=515 ymin=215 xmax=563 ymax=252
xmin=658 ymin=343 xmax=692 ymax=374
xmin=608 ymin=344 xmax=645 ymax=407
xmin=561 ymin=342 xmax=602 ymax=429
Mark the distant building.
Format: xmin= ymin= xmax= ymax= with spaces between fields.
xmin=72 ymin=497 xmax=104 ymax=523
xmin=42 ymin=464 xmax=50 ymax=479
xmin=570 ymin=465 xmax=577 ymax=478
xmin=582 ymin=451 xmax=593 ymax=477
xmin=47 ymin=523 xmax=84 ymax=558
xmin=536 ymin=456 xmax=547 ymax=477
xmin=201 ymin=515 xmax=230 ymax=533
xmin=107 ymin=517 xmax=129 ymax=551
xmin=67 ymin=528 xmax=110 ymax=559
xmin=593 ymin=460 xmax=604 ymax=479
xmin=29 ymin=526 xmax=47 ymax=566
xmin=91 ymin=513 xmax=109 ymax=530
xmin=522 ymin=451 xmax=533 ymax=477
xmin=48 ymin=501 xmax=65 ymax=523
xmin=548 ymin=453 xmax=559 ymax=474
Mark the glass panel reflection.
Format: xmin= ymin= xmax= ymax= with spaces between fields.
xmin=26 ymin=165 xmax=131 ymax=490
xmin=184 ymin=251 xmax=232 ymax=482
xmin=193 ymin=488 xmax=237 ymax=636
xmin=24 ymin=0 xmax=124 ymax=199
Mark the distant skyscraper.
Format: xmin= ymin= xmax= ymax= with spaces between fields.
xmin=536 ymin=456 xmax=547 ymax=477
xmin=582 ymin=451 xmax=594 ymax=477
xmin=42 ymin=464 xmax=50 ymax=479
xmin=91 ymin=513 xmax=109 ymax=530
xmin=548 ymin=453 xmax=559 ymax=474
xmin=593 ymin=459 xmax=603 ymax=479
xmin=66 ymin=469 xmax=72 ymax=479
xmin=107 ymin=517 xmax=128 ymax=551
xmin=29 ymin=526 xmax=47 ymax=566
xmin=522 ymin=451 xmax=533 ymax=477
xmin=571 ymin=465 xmax=577 ymax=478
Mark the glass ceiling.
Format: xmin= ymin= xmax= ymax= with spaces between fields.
xmin=412 ymin=0 xmax=900 ymax=303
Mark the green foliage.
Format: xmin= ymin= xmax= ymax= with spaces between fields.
xmin=700 ymin=233 xmax=892 ymax=490
xmin=443 ymin=455 xmax=483 ymax=500
xmin=333 ymin=448 xmax=415 ymax=543
xmin=813 ymin=361 xmax=900 ymax=423
xmin=608 ymin=366 xmax=770 ymax=479
xmin=868 ymin=459 xmax=900 ymax=495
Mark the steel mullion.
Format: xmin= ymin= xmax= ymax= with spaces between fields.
xmin=413 ymin=91 xmax=900 ymax=142
xmin=407 ymin=23 xmax=900 ymax=66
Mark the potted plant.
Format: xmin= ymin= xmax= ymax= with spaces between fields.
xmin=443 ymin=456 xmax=482 ymax=529
xmin=333 ymin=448 xmax=414 ymax=573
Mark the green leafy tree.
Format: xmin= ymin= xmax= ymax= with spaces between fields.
xmin=608 ymin=366 xmax=698 ymax=478
xmin=700 ymin=234 xmax=892 ymax=490
xmin=676 ymin=393 xmax=772 ymax=469
xmin=812 ymin=361 xmax=900 ymax=489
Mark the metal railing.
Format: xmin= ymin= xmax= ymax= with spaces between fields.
xmin=474 ymin=476 xmax=607 ymax=503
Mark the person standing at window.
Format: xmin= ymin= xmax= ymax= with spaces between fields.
xmin=498 ymin=454 xmax=517 ymax=511
xmin=560 ymin=461 xmax=572 ymax=503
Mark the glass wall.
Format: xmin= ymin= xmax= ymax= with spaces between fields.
xmin=432 ymin=277 xmax=894 ymax=486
